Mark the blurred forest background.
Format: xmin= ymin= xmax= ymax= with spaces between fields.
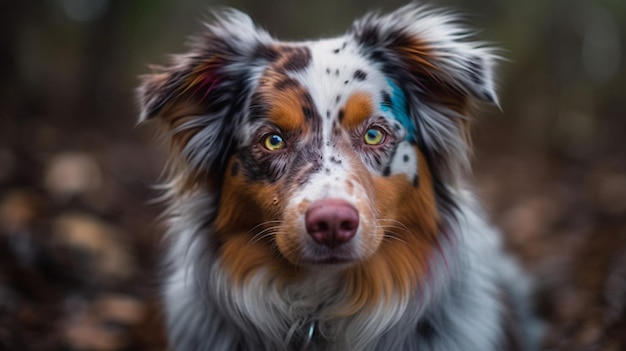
xmin=0 ymin=0 xmax=625 ymax=350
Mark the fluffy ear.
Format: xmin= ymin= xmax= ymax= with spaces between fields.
xmin=350 ymin=4 xmax=498 ymax=180
xmin=137 ymin=10 xmax=275 ymax=179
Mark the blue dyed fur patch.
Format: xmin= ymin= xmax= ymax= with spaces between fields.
xmin=380 ymin=79 xmax=415 ymax=141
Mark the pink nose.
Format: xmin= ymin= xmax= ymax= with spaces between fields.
xmin=305 ymin=199 xmax=359 ymax=248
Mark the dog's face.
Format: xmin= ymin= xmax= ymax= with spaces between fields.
xmin=139 ymin=6 xmax=496 ymax=287
xmin=217 ymin=40 xmax=437 ymax=267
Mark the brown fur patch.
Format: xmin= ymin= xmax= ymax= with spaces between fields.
xmin=216 ymin=145 xmax=439 ymax=312
xmin=258 ymin=76 xmax=307 ymax=132
xmin=253 ymin=46 xmax=316 ymax=133
xmin=274 ymin=46 xmax=311 ymax=72
xmin=220 ymin=233 xmax=298 ymax=286
xmin=393 ymin=36 xmax=474 ymax=149
xmin=214 ymin=158 xmax=284 ymax=233
xmin=214 ymin=157 xmax=299 ymax=284
xmin=340 ymin=147 xmax=439 ymax=313
xmin=140 ymin=56 xmax=233 ymax=193
xmin=342 ymin=92 xmax=374 ymax=129
xmin=208 ymin=39 xmax=441 ymax=309
xmin=392 ymin=36 xmax=440 ymax=81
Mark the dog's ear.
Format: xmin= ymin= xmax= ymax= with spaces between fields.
xmin=350 ymin=4 xmax=498 ymax=180
xmin=137 ymin=10 xmax=275 ymax=179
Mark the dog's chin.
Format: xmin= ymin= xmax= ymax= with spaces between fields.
xmin=291 ymin=245 xmax=367 ymax=269
xmin=300 ymin=258 xmax=357 ymax=273
xmin=302 ymin=256 xmax=354 ymax=266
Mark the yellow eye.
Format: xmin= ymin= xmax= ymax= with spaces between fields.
xmin=263 ymin=134 xmax=286 ymax=151
xmin=363 ymin=128 xmax=385 ymax=145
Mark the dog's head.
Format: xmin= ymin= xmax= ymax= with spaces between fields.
xmin=139 ymin=5 xmax=496 ymax=289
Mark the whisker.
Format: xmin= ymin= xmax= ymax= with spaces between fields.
xmin=378 ymin=218 xmax=410 ymax=232
xmin=245 ymin=220 xmax=283 ymax=236
xmin=378 ymin=224 xmax=411 ymax=233
xmin=377 ymin=223 xmax=410 ymax=246
xmin=245 ymin=220 xmax=285 ymax=246
xmin=382 ymin=232 xmax=409 ymax=246
xmin=249 ymin=225 xmax=283 ymax=245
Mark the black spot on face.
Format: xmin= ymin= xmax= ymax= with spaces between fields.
xmin=336 ymin=95 xmax=341 ymax=104
xmin=333 ymin=48 xmax=340 ymax=54
xmin=326 ymin=68 xmax=331 ymax=74
xmin=331 ymin=121 xmax=340 ymax=136
xmin=274 ymin=77 xmax=299 ymax=91
xmin=326 ymin=110 xmax=331 ymax=119
xmin=403 ymin=154 xmax=409 ymax=162
xmin=338 ymin=109 xmax=345 ymax=122
xmin=335 ymin=69 xmax=340 ymax=76
xmin=382 ymin=166 xmax=391 ymax=176
xmin=280 ymin=47 xmax=312 ymax=72
xmin=303 ymin=106 xmax=316 ymax=121
xmin=300 ymin=91 xmax=317 ymax=121
xmin=330 ymin=156 xmax=342 ymax=165
xmin=354 ymin=70 xmax=367 ymax=81
xmin=344 ymin=80 xmax=349 ymax=85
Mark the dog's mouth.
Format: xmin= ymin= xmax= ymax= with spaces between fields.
xmin=299 ymin=249 xmax=360 ymax=265
xmin=303 ymin=257 xmax=352 ymax=265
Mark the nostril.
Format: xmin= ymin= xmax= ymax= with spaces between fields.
xmin=340 ymin=220 xmax=357 ymax=231
xmin=305 ymin=199 xmax=359 ymax=248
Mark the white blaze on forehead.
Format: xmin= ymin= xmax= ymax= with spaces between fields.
xmin=291 ymin=36 xmax=389 ymax=146
xmin=284 ymin=40 xmax=373 ymax=211
xmin=291 ymin=38 xmax=390 ymax=176
xmin=285 ymin=36 xmax=422 ymax=201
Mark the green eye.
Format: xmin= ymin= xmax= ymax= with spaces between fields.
xmin=264 ymin=134 xmax=286 ymax=151
xmin=364 ymin=128 xmax=385 ymax=145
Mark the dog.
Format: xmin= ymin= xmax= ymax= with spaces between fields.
xmin=137 ymin=4 xmax=541 ymax=350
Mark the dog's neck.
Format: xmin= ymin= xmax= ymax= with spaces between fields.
xmin=289 ymin=319 xmax=316 ymax=351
